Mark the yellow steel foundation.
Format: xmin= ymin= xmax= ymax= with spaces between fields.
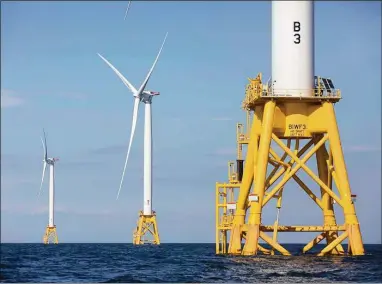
xmin=216 ymin=73 xmax=365 ymax=256
xmin=43 ymin=226 xmax=58 ymax=244
xmin=133 ymin=211 xmax=160 ymax=245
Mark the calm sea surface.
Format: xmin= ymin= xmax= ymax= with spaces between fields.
xmin=1 ymin=243 xmax=381 ymax=283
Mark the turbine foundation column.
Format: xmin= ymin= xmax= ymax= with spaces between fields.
xmin=243 ymin=101 xmax=276 ymax=256
xmin=323 ymin=102 xmax=364 ymax=255
xmin=316 ymin=137 xmax=344 ymax=255
xmin=228 ymin=108 xmax=262 ymax=255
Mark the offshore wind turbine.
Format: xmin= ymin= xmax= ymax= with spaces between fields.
xmin=38 ymin=129 xmax=59 ymax=244
xmin=97 ymin=32 xmax=168 ymax=245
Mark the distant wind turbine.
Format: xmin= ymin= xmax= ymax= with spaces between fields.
xmin=39 ymin=129 xmax=59 ymax=244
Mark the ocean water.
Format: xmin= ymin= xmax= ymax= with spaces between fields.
xmin=1 ymin=243 xmax=381 ymax=283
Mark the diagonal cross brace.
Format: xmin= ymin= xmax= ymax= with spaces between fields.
xmin=262 ymin=134 xmax=340 ymax=207
xmin=271 ymin=134 xmax=344 ymax=207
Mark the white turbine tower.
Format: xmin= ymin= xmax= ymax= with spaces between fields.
xmin=97 ymin=32 xmax=168 ymax=245
xmin=39 ymin=129 xmax=59 ymax=244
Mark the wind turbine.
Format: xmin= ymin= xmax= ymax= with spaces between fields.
xmin=39 ymin=129 xmax=59 ymax=244
xmin=97 ymin=32 xmax=168 ymax=245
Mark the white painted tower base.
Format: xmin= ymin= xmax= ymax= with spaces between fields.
xmin=271 ymin=1 xmax=314 ymax=97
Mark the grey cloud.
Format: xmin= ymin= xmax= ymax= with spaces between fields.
xmin=212 ymin=117 xmax=233 ymax=121
xmin=1 ymin=203 xmax=120 ymax=217
xmin=90 ymin=143 xmax=178 ymax=156
xmin=56 ymin=92 xmax=88 ymax=100
xmin=1 ymin=89 xmax=26 ymax=108
xmin=58 ymin=160 xmax=102 ymax=167
xmin=344 ymin=145 xmax=381 ymax=153
xmin=90 ymin=145 xmax=128 ymax=155
xmin=204 ymin=148 xmax=236 ymax=157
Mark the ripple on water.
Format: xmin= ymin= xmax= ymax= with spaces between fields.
xmin=1 ymin=244 xmax=381 ymax=283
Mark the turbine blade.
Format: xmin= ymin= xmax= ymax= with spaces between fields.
xmin=124 ymin=1 xmax=131 ymax=20
xmin=41 ymin=130 xmax=47 ymax=161
xmin=40 ymin=137 xmax=45 ymax=160
xmin=136 ymin=32 xmax=168 ymax=95
xmin=117 ymin=96 xmax=141 ymax=200
xmin=38 ymin=161 xmax=47 ymax=197
xmin=97 ymin=53 xmax=138 ymax=94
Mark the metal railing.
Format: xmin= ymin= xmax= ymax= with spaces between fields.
xmin=265 ymin=87 xmax=341 ymax=98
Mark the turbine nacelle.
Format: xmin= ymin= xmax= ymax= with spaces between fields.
xmin=141 ymin=91 xmax=160 ymax=102
xmin=134 ymin=90 xmax=160 ymax=100
xmin=143 ymin=90 xmax=160 ymax=96
xmin=45 ymin=157 xmax=59 ymax=165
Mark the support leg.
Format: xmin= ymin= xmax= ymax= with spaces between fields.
xmin=229 ymin=107 xmax=262 ymax=254
xmin=133 ymin=212 xmax=144 ymax=245
xmin=324 ymin=102 xmax=364 ymax=256
xmin=316 ymin=137 xmax=344 ymax=255
xmin=152 ymin=214 xmax=160 ymax=245
xmin=242 ymin=101 xmax=276 ymax=255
